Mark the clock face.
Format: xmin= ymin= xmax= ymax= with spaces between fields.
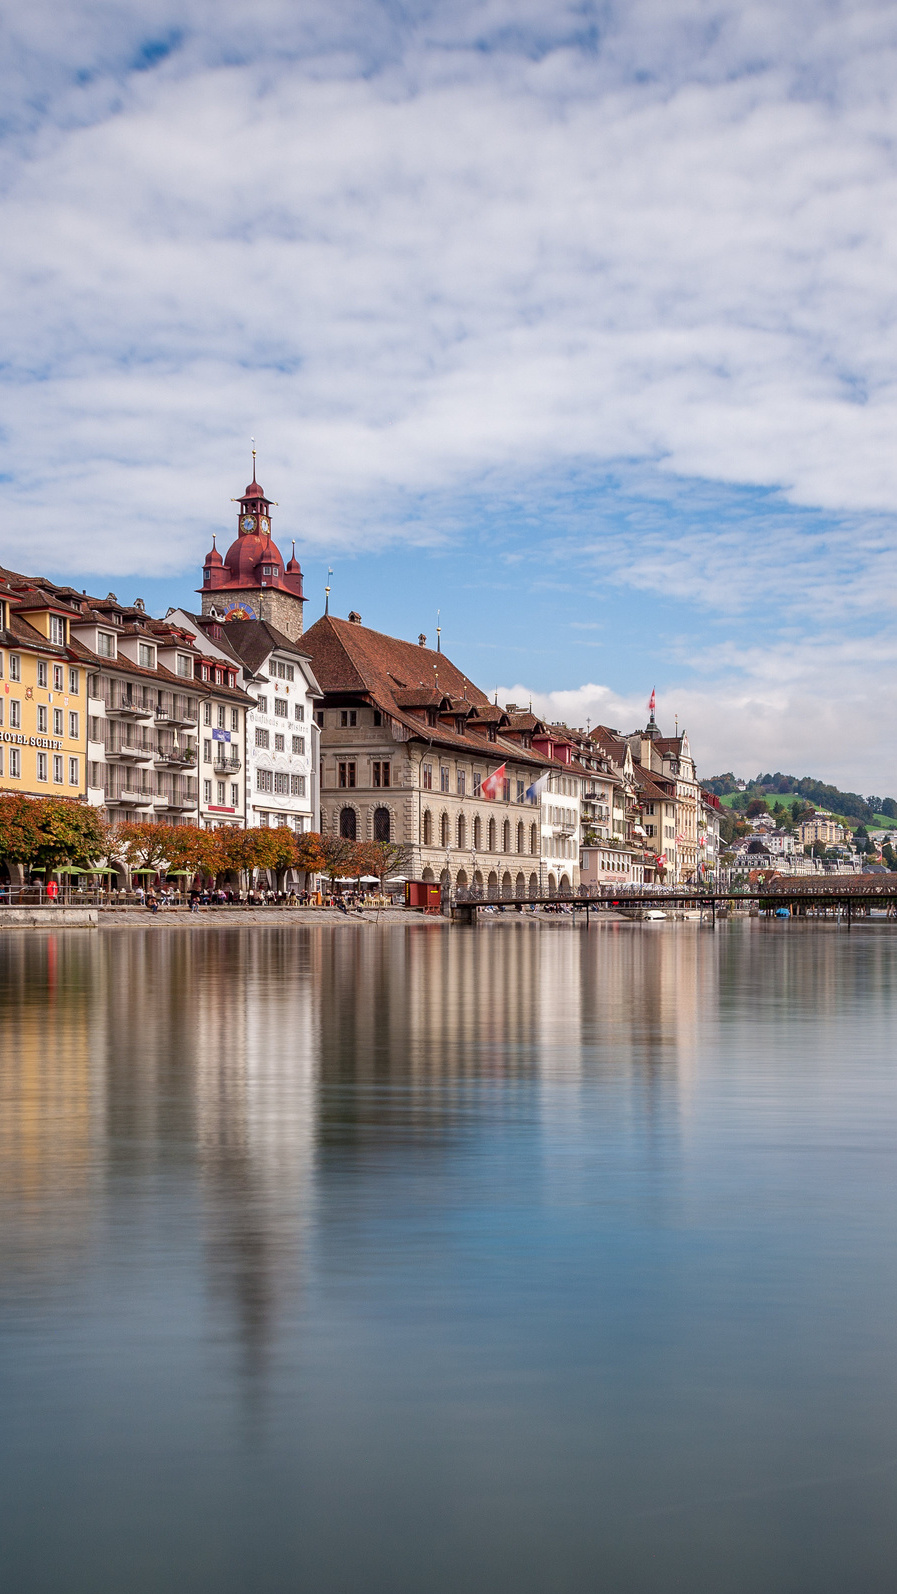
xmin=241 ymin=514 xmax=256 ymax=533
xmin=223 ymin=602 xmax=257 ymax=622
xmin=260 ymin=516 xmax=270 ymax=534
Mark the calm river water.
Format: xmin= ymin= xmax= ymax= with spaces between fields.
xmin=2 ymin=919 xmax=897 ymax=1592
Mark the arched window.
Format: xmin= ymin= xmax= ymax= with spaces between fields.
xmin=502 ymin=819 xmax=511 ymax=853
xmin=473 ymin=815 xmax=482 ymax=849
xmin=488 ymin=817 xmax=496 ymax=852
xmin=440 ymin=813 xmax=449 ymax=847
xmin=517 ymin=822 xmax=524 ymax=853
xmin=339 ymin=807 xmax=356 ymax=840
xmin=422 ymin=810 xmax=433 ymax=846
xmin=457 ymin=813 xmax=466 ymax=849
xmin=530 ymin=823 xmax=538 ymax=854
xmin=374 ymin=806 xmax=390 ymax=842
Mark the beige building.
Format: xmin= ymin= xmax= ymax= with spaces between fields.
xmin=303 ymin=613 xmax=553 ymax=896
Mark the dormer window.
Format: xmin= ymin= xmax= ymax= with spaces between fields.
xmin=427 ymin=708 xmax=437 ymax=728
xmin=138 ymin=643 xmax=156 ymax=669
xmin=97 ymin=632 xmax=116 ymax=658
xmin=176 ymin=655 xmax=192 ymax=678
xmin=49 ymin=615 xmax=67 ymax=645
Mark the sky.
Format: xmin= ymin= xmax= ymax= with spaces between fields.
xmin=2 ymin=0 xmax=897 ymax=792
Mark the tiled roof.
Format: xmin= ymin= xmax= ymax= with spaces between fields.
xmin=303 ymin=614 xmax=550 ymax=768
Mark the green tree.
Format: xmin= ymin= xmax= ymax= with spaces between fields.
xmin=0 ymin=794 xmax=42 ymax=868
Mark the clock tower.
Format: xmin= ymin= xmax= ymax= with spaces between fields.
xmin=200 ymin=457 xmax=306 ymax=641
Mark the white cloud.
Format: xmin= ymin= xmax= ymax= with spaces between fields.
xmin=2 ymin=1 xmax=897 ymax=787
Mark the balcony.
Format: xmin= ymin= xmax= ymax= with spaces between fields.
xmin=166 ymin=794 xmax=198 ymax=813
xmin=106 ymin=701 xmax=153 ymax=721
xmin=155 ymin=708 xmax=198 ymax=731
xmin=154 ymin=748 xmax=197 ymax=769
xmin=213 ymin=756 xmax=241 ymax=773
xmin=104 ymin=788 xmax=154 ymax=809
xmin=106 ymin=743 xmax=155 ymax=763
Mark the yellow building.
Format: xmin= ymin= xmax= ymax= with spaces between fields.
xmin=0 ymin=583 xmax=86 ymax=799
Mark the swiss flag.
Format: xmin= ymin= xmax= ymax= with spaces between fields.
xmin=481 ymin=763 xmax=506 ymax=800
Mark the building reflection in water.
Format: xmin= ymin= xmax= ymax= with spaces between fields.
xmin=2 ymin=919 xmax=887 ymax=1384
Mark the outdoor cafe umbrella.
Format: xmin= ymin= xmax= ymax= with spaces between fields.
xmin=56 ymin=865 xmax=85 ymax=875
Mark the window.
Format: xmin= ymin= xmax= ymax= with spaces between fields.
xmin=440 ymin=767 xmax=450 ymax=793
xmin=53 ymin=754 xmax=63 ymax=784
xmin=503 ymin=820 xmax=511 ymax=852
xmin=274 ymin=773 xmax=289 ymax=794
xmin=97 ymin=632 xmax=115 ymax=657
xmin=273 ymin=661 xmax=295 ymax=681
xmin=256 ymin=695 xmax=268 ymax=715
xmin=440 ymin=813 xmax=449 ymax=847
xmin=203 ymin=702 xmax=212 ymax=726
xmin=217 ymin=781 xmax=226 ymax=804
xmin=231 ymin=709 xmax=239 ymax=731
xmin=230 ymin=784 xmax=239 ymax=807
xmin=138 ymin=644 xmax=155 ymax=668
xmin=10 ymin=700 xmax=21 ymax=728
xmin=37 ymin=661 xmax=48 ymax=687
xmin=37 ymin=752 xmax=48 ymax=782
xmin=203 ymin=739 xmax=212 ymax=763
xmin=422 ymin=763 xmax=433 ymax=790
xmin=255 ymin=728 xmax=269 ymax=749
xmin=69 ymin=711 xmax=79 ymax=739
xmin=295 ymin=703 xmax=304 ymax=721
xmin=53 ymin=708 xmax=63 ymax=736
xmin=474 ymin=772 xmax=482 ymax=797
xmin=10 ymin=655 xmax=20 ymax=681
xmin=457 ymin=814 xmax=466 ymax=848
xmin=214 ymin=669 xmax=222 ymax=686
xmin=9 ymin=748 xmax=20 ymax=778
xmin=291 ymin=774 xmax=306 ymax=796
xmin=338 ymin=761 xmax=356 ymax=789
xmin=340 ymin=710 xmax=357 ymax=727
xmin=457 ymin=770 xmax=466 ymax=796
xmin=258 ymin=812 xmax=269 ymax=827
xmin=374 ymin=807 xmax=391 ymax=842
xmin=217 ymin=706 xmax=225 ymax=729
xmin=256 ymin=769 xmax=273 ymax=792
xmin=203 ymin=780 xmax=212 ymax=802
xmin=373 ymin=761 xmax=390 ymax=788
xmin=340 ymin=808 xmax=357 ymax=840
xmin=274 ymin=733 xmax=285 ymax=752
xmin=488 ymin=817 xmax=496 ymax=851
xmin=473 ymin=815 xmax=482 ymax=849
xmin=516 ymin=780 xmax=525 ymax=803
xmin=0 ymin=702 xmax=3 ymax=725
xmin=53 ymin=665 xmax=63 ymax=691
xmin=292 ymin=735 xmax=305 ymax=755
xmin=274 ymin=699 xmax=288 ymax=718
xmin=38 ymin=705 xmax=48 ymax=733
xmin=177 ymin=655 xmax=192 ymax=678
xmin=69 ymin=758 xmax=79 ymax=786
xmin=502 ymin=780 xmax=511 ymax=802
xmin=423 ymin=810 xmax=432 ymax=845
xmin=315 ymin=710 xmax=324 ymax=727
xmin=49 ymin=616 xmax=67 ymax=645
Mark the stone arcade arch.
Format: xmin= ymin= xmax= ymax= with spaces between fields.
xmin=548 ymin=871 xmax=557 ymax=896
xmin=501 ymin=871 xmax=512 ymax=898
xmin=373 ymin=806 xmax=391 ymax=842
xmin=528 ymin=872 xmax=539 ymax=898
xmin=487 ymin=869 xmax=499 ymax=900
xmin=456 ymin=868 xmax=468 ymax=889
xmin=422 ymin=866 xmax=435 ymax=882
xmin=559 ymin=873 xmax=572 ymax=896
xmin=473 ymin=869 xmax=484 ymax=892
xmin=515 ymin=871 xmax=525 ymax=896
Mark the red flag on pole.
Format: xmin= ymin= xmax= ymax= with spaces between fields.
xmin=481 ymin=763 xmax=506 ymax=800
xmin=648 ymin=687 xmax=656 ymax=717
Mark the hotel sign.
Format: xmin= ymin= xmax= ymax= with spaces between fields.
xmin=2 ymin=732 xmax=63 ymax=749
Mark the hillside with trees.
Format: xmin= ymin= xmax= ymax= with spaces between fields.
xmin=704 ymin=773 xmax=896 ymax=826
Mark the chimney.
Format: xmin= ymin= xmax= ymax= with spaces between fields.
xmin=418 ymin=633 xmax=427 ymax=646
xmin=348 ymin=611 xmax=361 ymax=625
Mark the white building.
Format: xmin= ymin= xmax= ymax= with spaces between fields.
xmin=168 ymin=611 xmax=322 ymax=833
